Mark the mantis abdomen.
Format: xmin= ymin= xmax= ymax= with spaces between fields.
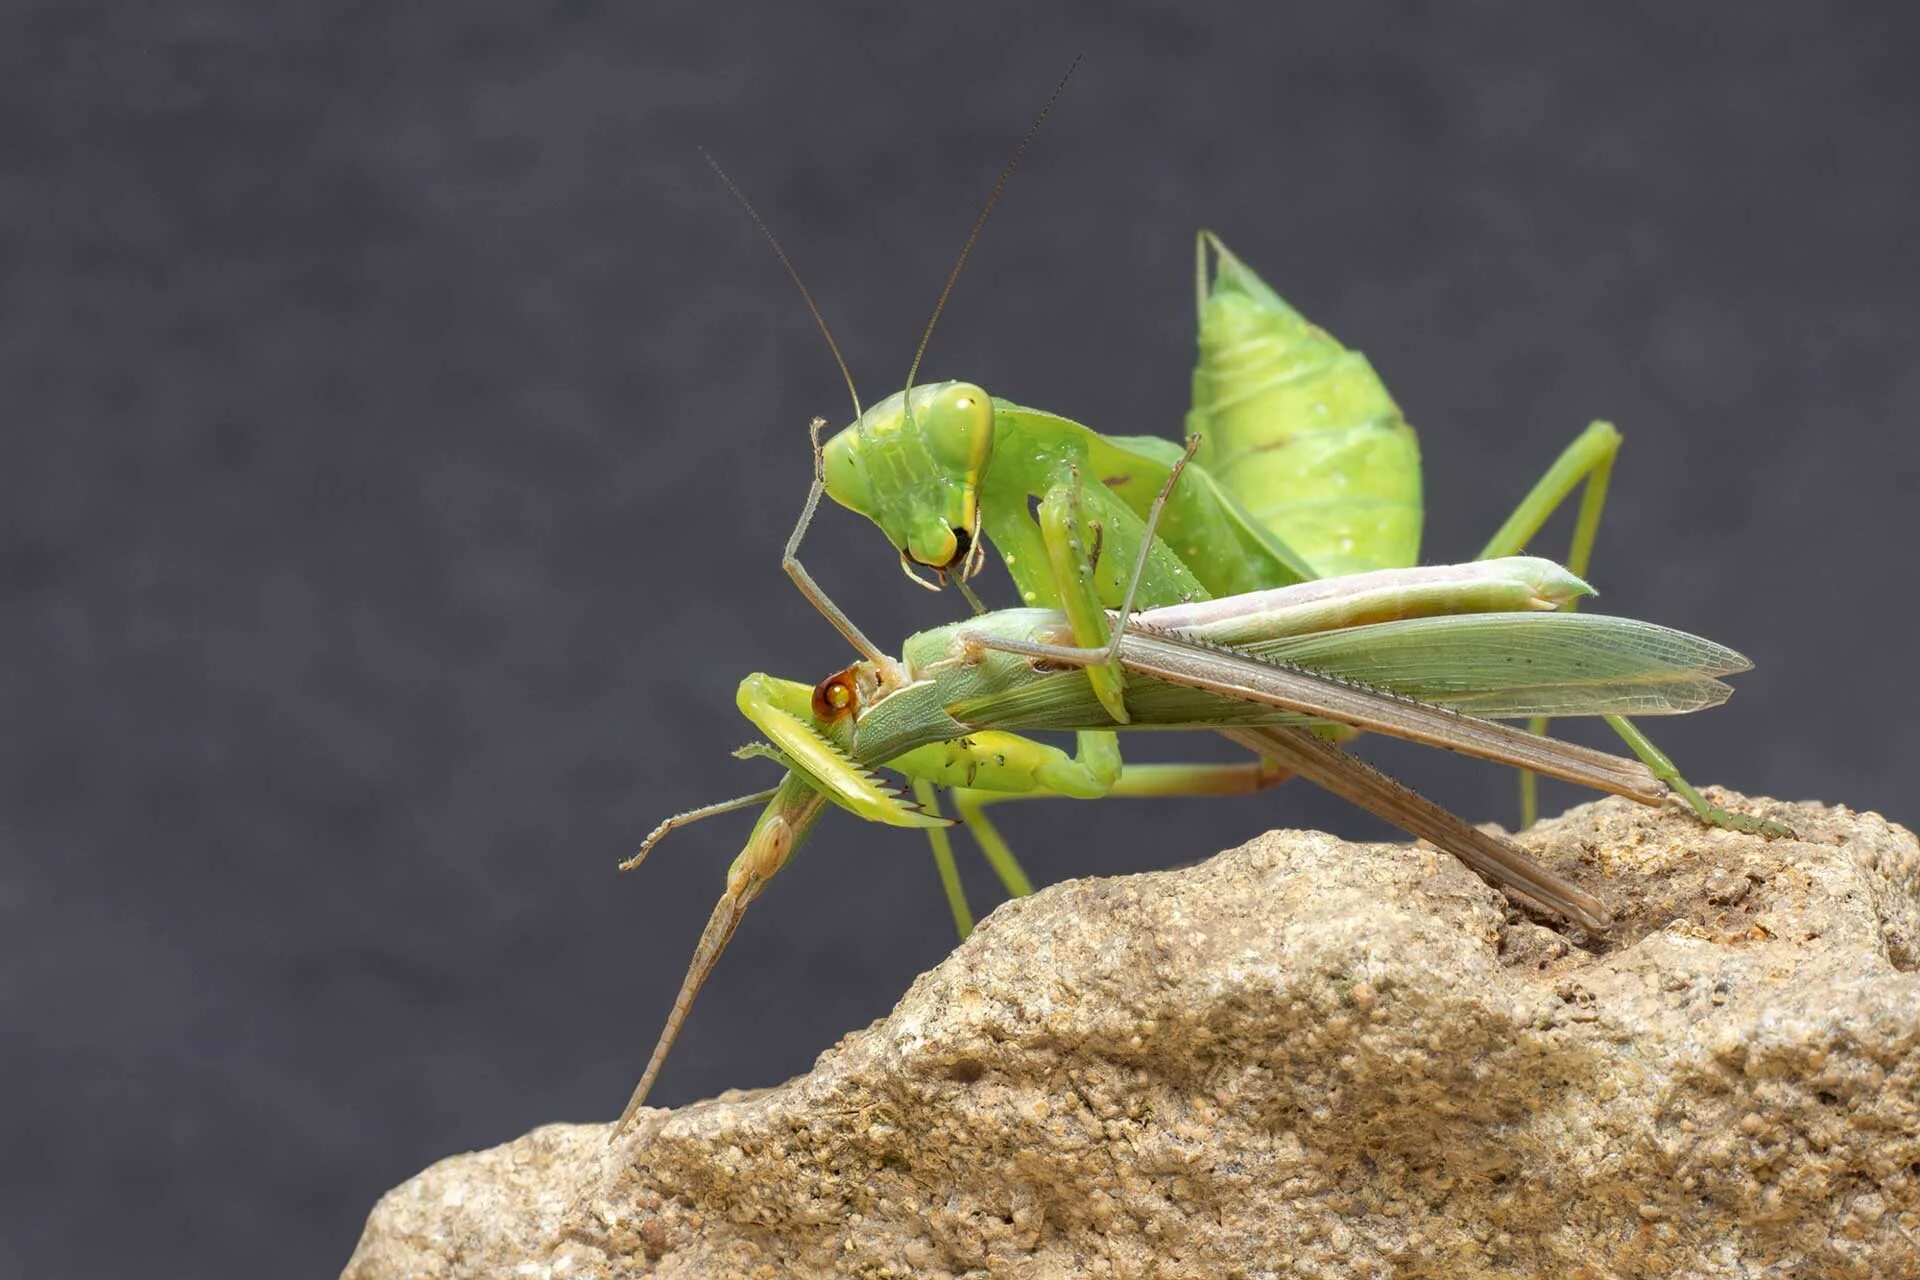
xmin=1186 ymin=234 xmax=1423 ymax=578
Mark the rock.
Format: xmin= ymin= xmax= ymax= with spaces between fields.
xmin=343 ymin=793 xmax=1920 ymax=1279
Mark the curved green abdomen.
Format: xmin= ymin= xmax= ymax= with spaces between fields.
xmin=1187 ymin=239 xmax=1422 ymax=578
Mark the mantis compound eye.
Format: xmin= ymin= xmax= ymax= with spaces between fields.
xmin=810 ymin=667 xmax=862 ymax=721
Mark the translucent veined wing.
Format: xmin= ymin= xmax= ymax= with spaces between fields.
xmin=1239 ymin=612 xmax=1750 ymax=717
xmin=955 ymin=620 xmax=1671 ymax=801
xmin=944 ymin=611 xmax=1746 ymax=729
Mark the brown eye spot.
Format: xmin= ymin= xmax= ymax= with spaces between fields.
xmin=810 ymin=668 xmax=862 ymax=721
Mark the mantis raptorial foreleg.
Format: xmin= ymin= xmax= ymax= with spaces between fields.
xmin=1037 ymin=462 xmax=1133 ymax=724
xmin=1473 ymin=421 xmax=1788 ymax=837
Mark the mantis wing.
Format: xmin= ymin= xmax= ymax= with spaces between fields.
xmin=1240 ymin=612 xmax=1750 ymax=717
xmin=948 ymin=607 xmax=1762 ymax=803
xmin=944 ymin=611 xmax=1745 ymax=730
xmin=1107 ymin=627 xmax=1668 ymax=802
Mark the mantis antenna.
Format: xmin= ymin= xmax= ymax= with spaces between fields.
xmin=698 ymin=149 xmax=894 ymax=669
xmin=699 ymin=147 xmax=864 ymax=422
xmin=900 ymin=54 xmax=1083 ymax=413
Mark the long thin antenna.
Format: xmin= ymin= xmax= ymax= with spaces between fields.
xmin=703 ymin=151 xmax=894 ymax=665
xmin=901 ymin=55 xmax=1082 ymax=398
xmin=701 ymin=148 xmax=863 ymax=422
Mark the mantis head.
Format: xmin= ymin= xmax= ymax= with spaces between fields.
xmin=821 ymin=381 xmax=994 ymax=586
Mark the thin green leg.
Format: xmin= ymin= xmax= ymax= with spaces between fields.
xmin=914 ymin=780 xmax=974 ymax=939
xmin=951 ymin=794 xmax=1035 ymax=898
xmin=1475 ymin=421 xmax=1783 ymax=837
xmin=1037 ymin=463 xmax=1131 ymax=724
xmin=1603 ymin=716 xmax=1791 ymax=837
xmin=1475 ymin=421 xmax=1621 ymax=568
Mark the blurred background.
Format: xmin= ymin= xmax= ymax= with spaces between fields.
xmin=5 ymin=3 xmax=1916 ymax=1274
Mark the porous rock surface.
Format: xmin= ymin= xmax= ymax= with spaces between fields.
xmin=344 ymin=793 xmax=1920 ymax=1279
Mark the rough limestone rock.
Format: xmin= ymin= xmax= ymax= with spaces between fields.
xmin=344 ymin=793 xmax=1920 ymax=1279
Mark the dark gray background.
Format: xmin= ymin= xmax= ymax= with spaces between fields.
xmin=6 ymin=4 xmax=1916 ymax=1275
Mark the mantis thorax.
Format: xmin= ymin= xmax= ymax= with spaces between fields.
xmin=821 ymin=381 xmax=993 ymax=575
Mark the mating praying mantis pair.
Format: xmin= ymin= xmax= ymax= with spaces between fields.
xmin=613 ymin=505 xmax=1759 ymax=1132
xmin=611 ymin=85 xmax=1783 ymax=1132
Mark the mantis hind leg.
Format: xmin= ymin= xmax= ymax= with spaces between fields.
xmin=1476 ymin=422 xmax=1787 ymax=837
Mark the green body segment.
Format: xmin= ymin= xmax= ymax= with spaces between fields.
xmin=989 ymin=403 xmax=1318 ymax=599
xmin=1186 ymin=234 xmax=1423 ymax=578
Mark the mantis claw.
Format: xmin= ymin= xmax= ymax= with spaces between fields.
xmin=1691 ymin=802 xmax=1796 ymax=841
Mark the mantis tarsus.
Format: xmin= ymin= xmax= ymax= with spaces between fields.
xmin=612 ymin=449 xmax=1755 ymax=1132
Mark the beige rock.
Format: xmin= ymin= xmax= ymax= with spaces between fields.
xmin=344 ymin=793 xmax=1920 ymax=1279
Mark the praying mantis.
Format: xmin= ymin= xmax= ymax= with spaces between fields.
xmin=730 ymin=68 xmax=1779 ymax=858
xmin=612 ymin=524 xmax=1758 ymax=1132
